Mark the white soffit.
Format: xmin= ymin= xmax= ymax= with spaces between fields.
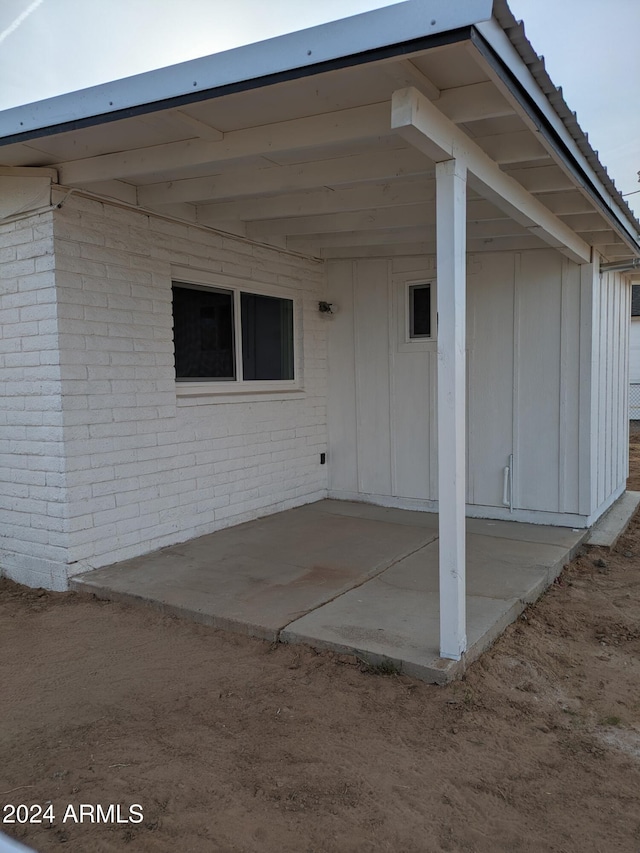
xmin=0 ymin=0 xmax=493 ymax=142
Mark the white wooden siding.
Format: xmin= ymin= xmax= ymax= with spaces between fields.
xmin=629 ymin=318 xmax=640 ymax=385
xmin=354 ymin=260 xmax=393 ymax=495
xmin=591 ymin=266 xmax=629 ymax=509
xmin=467 ymin=253 xmax=514 ymax=508
xmin=628 ymin=317 xmax=640 ymax=420
xmin=327 ymin=249 xmax=593 ymax=522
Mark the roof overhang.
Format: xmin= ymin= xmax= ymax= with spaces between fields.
xmin=0 ymin=0 xmax=638 ymax=264
xmin=0 ymin=0 xmax=493 ymax=144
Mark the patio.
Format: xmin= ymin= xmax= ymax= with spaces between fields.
xmin=71 ymin=499 xmax=590 ymax=683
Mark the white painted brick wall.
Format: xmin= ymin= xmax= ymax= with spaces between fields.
xmin=0 ymin=212 xmax=71 ymax=590
xmin=54 ymin=195 xmax=328 ymax=575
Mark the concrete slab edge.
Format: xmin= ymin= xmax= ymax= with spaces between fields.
xmin=69 ymin=578 xmax=280 ymax=643
xmin=278 ymin=627 xmax=459 ymax=685
xmin=586 ymin=490 xmax=640 ymax=548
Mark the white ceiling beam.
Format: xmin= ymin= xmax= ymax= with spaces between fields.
xmin=578 ymin=230 xmax=623 ymax=246
xmin=383 ymin=62 xmax=514 ymax=124
xmin=559 ymin=213 xmax=616 ymax=233
xmin=286 ymin=219 xmax=529 ymax=252
xmin=383 ymin=59 xmax=441 ymax=100
xmin=599 ymin=245 xmax=636 ymax=259
xmin=196 ymin=185 xmax=503 ymax=225
xmin=502 ymin=165 xmax=575 ymax=194
xmin=437 ymin=81 xmax=514 ymax=124
xmin=0 ymin=164 xmax=58 ymax=180
xmin=140 ymin=148 xmax=432 ymax=207
xmin=391 ymin=87 xmax=590 ymax=263
xmin=246 ymin=205 xmax=520 ymax=240
xmin=474 ymin=130 xmax=548 ymax=165
xmin=246 ymin=203 xmax=435 ymax=239
xmin=288 ymin=226 xmax=430 ymax=251
xmin=534 ymin=192 xmax=598 ymax=216
xmin=313 ymin=234 xmax=547 ymax=259
xmin=149 ymin=109 xmax=224 ymax=141
xmin=320 ymin=242 xmax=436 ymax=259
xmin=58 ymin=102 xmax=392 ymax=185
xmin=196 ymin=181 xmax=434 ymax=223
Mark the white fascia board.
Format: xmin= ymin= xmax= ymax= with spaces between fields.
xmin=474 ymin=18 xmax=640 ymax=255
xmin=0 ymin=0 xmax=492 ymax=143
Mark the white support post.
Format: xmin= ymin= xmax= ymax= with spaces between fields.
xmin=436 ymin=158 xmax=468 ymax=661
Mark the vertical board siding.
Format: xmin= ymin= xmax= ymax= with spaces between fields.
xmin=326 ymin=260 xmax=358 ymax=493
xmin=390 ymin=260 xmax=434 ymax=500
xmin=591 ymin=266 xmax=629 ymax=514
xmin=353 ymin=259 xmax=393 ymax=496
xmin=327 ymin=249 xmax=596 ymax=522
xmin=514 ymin=251 xmax=562 ymax=513
xmin=559 ymin=260 xmax=581 ymax=513
xmin=391 ymin=348 xmax=432 ymax=499
xmin=466 ymin=253 xmax=515 ymax=508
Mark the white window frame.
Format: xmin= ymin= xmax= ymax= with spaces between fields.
xmin=396 ymin=275 xmax=437 ymax=353
xmin=171 ymin=267 xmax=302 ymax=398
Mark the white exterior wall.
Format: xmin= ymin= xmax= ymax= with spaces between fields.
xmin=327 ymin=249 xmax=595 ymax=526
xmin=588 ymin=264 xmax=629 ymax=513
xmin=628 ymin=317 xmax=640 ymax=419
xmin=0 ymin=212 xmax=71 ymax=590
xmin=42 ymin=194 xmax=327 ymax=580
xmin=629 ymin=318 xmax=640 ymax=384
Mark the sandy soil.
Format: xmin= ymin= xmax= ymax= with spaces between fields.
xmin=2 ymin=440 xmax=640 ymax=852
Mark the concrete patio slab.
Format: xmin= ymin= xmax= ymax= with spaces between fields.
xmin=71 ymin=497 xmax=600 ymax=682
xmin=71 ymin=500 xmax=438 ymax=641
xmin=279 ymin=527 xmax=580 ymax=683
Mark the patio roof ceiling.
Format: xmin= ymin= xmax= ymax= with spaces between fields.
xmin=1 ymin=0 xmax=638 ymax=263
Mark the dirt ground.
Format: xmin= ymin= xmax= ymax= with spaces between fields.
xmin=2 ymin=439 xmax=640 ymax=852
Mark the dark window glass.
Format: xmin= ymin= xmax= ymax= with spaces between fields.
xmin=241 ymin=292 xmax=294 ymax=380
xmin=410 ymin=284 xmax=431 ymax=338
xmin=172 ymin=284 xmax=235 ymax=379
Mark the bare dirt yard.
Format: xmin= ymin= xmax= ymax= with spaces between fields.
xmin=2 ymin=437 xmax=640 ymax=852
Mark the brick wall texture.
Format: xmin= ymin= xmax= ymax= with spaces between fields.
xmin=1 ymin=195 xmax=328 ymax=589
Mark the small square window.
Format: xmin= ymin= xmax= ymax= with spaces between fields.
xmin=409 ymin=283 xmax=432 ymax=339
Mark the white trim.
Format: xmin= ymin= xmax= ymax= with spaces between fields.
xmin=407 ymin=278 xmax=438 ymax=343
xmin=171 ymin=269 xmax=302 ymax=396
xmin=394 ymin=271 xmax=438 ymax=353
xmin=176 ymin=388 xmax=305 ymax=403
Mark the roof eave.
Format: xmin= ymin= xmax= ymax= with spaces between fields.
xmin=0 ymin=0 xmax=493 ymax=145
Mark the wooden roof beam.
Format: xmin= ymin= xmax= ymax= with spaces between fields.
xmin=58 ymin=102 xmax=393 ymax=186
xmin=195 ymin=186 xmax=503 ymax=226
xmin=140 ymin=148 xmax=432 ymax=207
xmin=391 ymin=87 xmax=590 ymax=263
xmin=245 ymin=205 xmax=518 ymax=240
